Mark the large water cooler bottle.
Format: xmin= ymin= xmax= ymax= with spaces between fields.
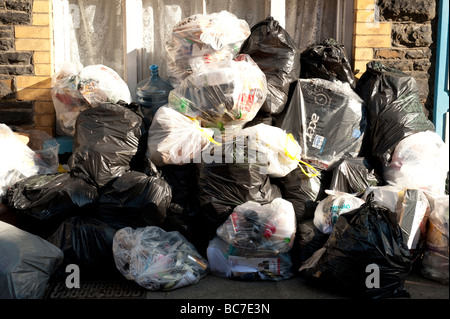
xmin=136 ymin=64 xmax=173 ymax=119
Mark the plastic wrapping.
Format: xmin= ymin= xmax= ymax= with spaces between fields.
xmin=355 ymin=61 xmax=435 ymax=172
xmin=207 ymin=236 xmax=294 ymax=281
xmin=168 ymin=54 xmax=267 ymax=132
xmin=4 ymin=173 xmax=98 ymax=238
xmin=421 ymin=194 xmax=448 ymax=284
xmin=239 ymin=16 xmax=301 ymax=115
xmin=97 ymin=170 xmax=172 ymax=229
xmin=47 ymin=216 xmax=120 ymax=279
xmin=68 ymin=102 xmax=144 ymax=188
xmin=216 ymin=198 xmax=296 ymax=254
xmin=113 ymin=226 xmax=209 ymax=291
xmin=300 ymin=38 xmax=356 ymax=89
xmin=51 ymin=63 xmax=132 ymax=136
xmin=383 ymin=131 xmax=449 ymax=195
xmin=396 ymin=189 xmax=430 ymax=252
xmin=363 ymin=185 xmax=403 ymax=213
xmin=0 ymin=220 xmax=63 ymax=299
xmin=329 ymin=157 xmax=381 ymax=195
xmin=300 ymin=194 xmax=412 ymax=299
xmin=0 ymin=124 xmax=57 ymax=198
xmin=281 ymin=79 xmax=366 ymax=170
xmin=147 ymin=106 xmax=217 ymax=166
xmin=165 ymin=10 xmax=251 ymax=86
xmin=313 ymin=190 xmax=365 ymax=234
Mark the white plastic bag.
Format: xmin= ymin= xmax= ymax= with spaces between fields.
xmin=216 ymin=198 xmax=296 ymax=254
xmin=383 ymin=131 xmax=449 ymax=195
xmin=113 ymin=226 xmax=208 ymax=291
xmin=165 ymin=10 xmax=251 ymax=86
xmin=51 ymin=63 xmax=132 ymax=136
xmin=0 ymin=124 xmax=56 ymax=198
xmin=313 ymin=190 xmax=365 ymax=234
xmin=147 ymin=106 xmax=218 ymax=166
xmin=242 ymin=123 xmax=305 ymax=178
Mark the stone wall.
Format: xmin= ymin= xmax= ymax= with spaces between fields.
xmin=0 ymin=0 xmax=54 ymax=136
xmin=0 ymin=0 xmax=34 ymax=127
xmin=376 ymin=0 xmax=438 ymax=118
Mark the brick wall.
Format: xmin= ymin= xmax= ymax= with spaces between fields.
xmin=0 ymin=0 xmax=54 ymax=137
xmin=352 ymin=0 xmax=438 ymax=119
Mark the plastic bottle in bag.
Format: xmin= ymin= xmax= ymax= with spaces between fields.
xmin=136 ymin=65 xmax=174 ymax=117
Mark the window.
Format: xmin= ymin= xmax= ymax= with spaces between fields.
xmin=52 ymin=0 xmax=353 ymax=101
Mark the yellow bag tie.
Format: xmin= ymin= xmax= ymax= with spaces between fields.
xmin=283 ymin=133 xmax=319 ymax=178
xmin=190 ymin=117 xmax=222 ymax=146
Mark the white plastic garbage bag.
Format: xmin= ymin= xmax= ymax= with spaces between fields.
xmin=147 ymin=106 xmax=218 ymax=166
xmin=0 ymin=124 xmax=57 ymax=198
xmin=113 ymin=226 xmax=209 ymax=291
xmin=383 ymin=131 xmax=449 ymax=195
xmin=313 ymin=190 xmax=365 ymax=234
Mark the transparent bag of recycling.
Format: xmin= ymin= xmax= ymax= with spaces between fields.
xmin=313 ymin=190 xmax=365 ymax=234
xmin=51 ymin=62 xmax=132 ymax=136
xmin=216 ymin=198 xmax=296 ymax=254
xmin=0 ymin=124 xmax=56 ymax=198
xmin=168 ymin=54 xmax=267 ymax=132
xmin=147 ymin=106 xmax=220 ymax=166
xmin=383 ymin=131 xmax=449 ymax=195
xmin=113 ymin=226 xmax=209 ymax=291
xmin=165 ymin=10 xmax=251 ymax=87
xmin=207 ymin=236 xmax=294 ymax=281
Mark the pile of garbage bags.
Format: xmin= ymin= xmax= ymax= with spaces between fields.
xmin=1 ymin=11 xmax=448 ymax=299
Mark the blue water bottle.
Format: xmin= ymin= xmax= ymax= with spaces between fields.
xmin=136 ymin=64 xmax=173 ymax=117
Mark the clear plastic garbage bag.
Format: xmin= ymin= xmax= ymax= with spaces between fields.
xmin=383 ymin=131 xmax=449 ymax=195
xmin=165 ymin=10 xmax=251 ymax=87
xmin=216 ymin=198 xmax=296 ymax=254
xmin=51 ymin=62 xmax=132 ymax=136
xmin=113 ymin=226 xmax=209 ymax=291
xmin=168 ymin=54 xmax=267 ymax=132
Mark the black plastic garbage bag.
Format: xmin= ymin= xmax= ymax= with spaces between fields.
xmin=196 ymin=135 xmax=282 ymax=254
xmin=281 ymin=78 xmax=366 ymax=170
xmin=329 ymin=157 xmax=382 ymax=195
xmin=97 ymin=170 xmax=172 ymax=230
xmin=69 ymin=102 xmax=145 ymax=188
xmin=355 ymin=61 xmax=435 ymax=174
xmin=159 ymin=164 xmax=201 ymax=244
xmin=239 ymin=16 xmax=301 ymax=115
xmin=291 ymin=219 xmax=329 ymax=269
xmin=0 ymin=220 xmax=63 ymax=299
xmin=47 ymin=216 xmax=120 ymax=279
xmin=4 ymin=173 xmax=98 ymax=238
xmin=300 ymin=38 xmax=356 ymax=89
xmin=273 ymin=166 xmax=331 ymax=224
xmin=299 ymin=194 xmax=412 ymax=299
